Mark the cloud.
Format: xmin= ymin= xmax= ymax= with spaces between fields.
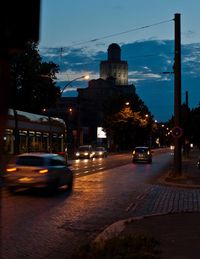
xmin=129 ymin=70 xmax=162 ymax=81
xmin=40 ymin=39 xmax=200 ymax=121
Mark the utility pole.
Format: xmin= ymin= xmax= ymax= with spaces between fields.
xmin=185 ymin=90 xmax=188 ymax=107
xmin=173 ymin=13 xmax=182 ymax=176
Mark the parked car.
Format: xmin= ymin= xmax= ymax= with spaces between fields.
xmin=94 ymin=147 xmax=108 ymax=158
xmin=4 ymin=152 xmax=74 ymax=192
xmin=75 ymin=145 xmax=95 ymax=159
xmin=132 ymin=146 xmax=152 ymax=163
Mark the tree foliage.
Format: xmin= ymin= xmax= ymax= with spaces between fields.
xmin=102 ymin=93 xmax=154 ymax=150
xmin=10 ymin=41 xmax=60 ymax=113
xmin=188 ymin=105 xmax=200 ymax=145
xmin=164 ymin=103 xmax=200 ymax=147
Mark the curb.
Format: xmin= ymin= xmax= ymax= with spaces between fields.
xmin=156 ymin=168 xmax=200 ymax=189
xmin=93 ymin=212 xmax=179 ymax=245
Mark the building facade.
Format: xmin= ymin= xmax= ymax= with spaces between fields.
xmin=57 ymin=43 xmax=136 ymax=150
xmin=100 ymin=43 xmax=128 ymax=85
xmin=77 ymin=77 xmax=135 ymax=147
xmin=77 ymin=43 xmax=135 ymax=147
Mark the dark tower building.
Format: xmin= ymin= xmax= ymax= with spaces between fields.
xmin=100 ymin=43 xmax=128 ymax=85
xmin=57 ymin=43 xmax=135 ymax=150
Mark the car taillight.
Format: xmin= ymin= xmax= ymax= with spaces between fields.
xmin=35 ymin=169 xmax=48 ymax=174
xmin=6 ymin=167 xmax=17 ymax=173
xmin=39 ymin=169 xmax=48 ymax=174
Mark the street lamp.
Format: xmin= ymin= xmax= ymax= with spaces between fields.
xmin=60 ymin=75 xmax=89 ymax=95
xmin=58 ymin=75 xmax=89 ymax=150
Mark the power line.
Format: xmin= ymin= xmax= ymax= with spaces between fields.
xmin=81 ymin=19 xmax=173 ymax=44
xmin=40 ymin=18 xmax=173 ymax=50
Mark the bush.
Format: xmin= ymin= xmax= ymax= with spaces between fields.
xmin=71 ymin=234 xmax=161 ymax=259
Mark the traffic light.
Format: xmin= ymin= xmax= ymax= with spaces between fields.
xmin=0 ymin=0 xmax=40 ymax=49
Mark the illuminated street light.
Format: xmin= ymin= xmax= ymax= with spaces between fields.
xmin=61 ymin=75 xmax=89 ymax=95
xmin=56 ymin=75 xmax=89 ymax=149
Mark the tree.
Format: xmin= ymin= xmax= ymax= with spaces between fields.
xmin=188 ymin=105 xmax=200 ymax=146
xmin=102 ymin=94 xmax=154 ymax=150
xmin=10 ymin=41 xmax=60 ymax=113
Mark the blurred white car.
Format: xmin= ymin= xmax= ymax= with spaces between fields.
xmin=94 ymin=147 xmax=108 ymax=158
xmin=75 ymin=145 xmax=95 ymax=159
xmin=4 ymin=152 xmax=74 ymax=192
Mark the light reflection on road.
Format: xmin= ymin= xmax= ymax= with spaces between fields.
xmin=71 ymin=157 xmax=107 ymax=176
xmin=70 ymin=148 xmax=172 ymax=177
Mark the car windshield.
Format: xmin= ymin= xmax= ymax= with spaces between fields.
xmin=135 ymin=148 xmax=149 ymax=153
xmin=95 ymin=147 xmax=104 ymax=151
xmin=78 ymin=146 xmax=90 ymax=151
xmin=16 ymin=156 xmax=45 ymax=166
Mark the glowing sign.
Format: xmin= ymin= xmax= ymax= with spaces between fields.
xmin=97 ymin=127 xmax=107 ymax=138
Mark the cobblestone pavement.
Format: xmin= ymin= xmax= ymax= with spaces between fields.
xmin=94 ymin=149 xmax=200 ymax=259
xmin=131 ymin=149 xmax=200 ymax=217
xmin=133 ymin=185 xmax=200 ymax=216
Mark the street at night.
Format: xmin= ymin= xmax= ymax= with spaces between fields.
xmin=1 ymin=149 xmax=172 ymax=258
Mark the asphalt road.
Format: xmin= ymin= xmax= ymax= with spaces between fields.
xmin=1 ymin=150 xmax=173 ymax=259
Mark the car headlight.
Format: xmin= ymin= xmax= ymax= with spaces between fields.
xmin=76 ymin=152 xmax=80 ymax=156
xmin=84 ymin=152 xmax=89 ymax=156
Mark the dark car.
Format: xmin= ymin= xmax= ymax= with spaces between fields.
xmin=4 ymin=152 xmax=74 ymax=192
xmin=75 ymin=145 xmax=95 ymax=159
xmin=94 ymin=147 xmax=108 ymax=158
xmin=132 ymin=146 xmax=152 ymax=163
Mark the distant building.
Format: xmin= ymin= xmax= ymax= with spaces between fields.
xmin=77 ymin=77 xmax=135 ymax=146
xmin=77 ymin=43 xmax=135 ymax=146
xmin=100 ymin=43 xmax=128 ymax=85
xmin=58 ymin=43 xmax=135 ymax=149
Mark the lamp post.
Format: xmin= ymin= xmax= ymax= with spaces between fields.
xmin=60 ymin=75 xmax=89 ymax=96
xmin=59 ymin=75 xmax=89 ymax=150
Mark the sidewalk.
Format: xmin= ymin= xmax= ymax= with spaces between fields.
xmin=94 ymin=148 xmax=200 ymax=259
xmin=159 ymin=148 xmax=200 ymax=188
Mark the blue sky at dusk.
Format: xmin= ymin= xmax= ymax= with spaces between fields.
xmin=39 ymin=1 xmax=200 ymax=122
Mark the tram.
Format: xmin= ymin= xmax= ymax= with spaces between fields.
xmin=4 ymin=109 xmax=67 ymax=155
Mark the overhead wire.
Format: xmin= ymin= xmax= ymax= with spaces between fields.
xmin=41 ymin=18 xmax=175 ymax=76
xmin=71 ymin=19 xmax=173 ymax=46
xmin=40 ymin=18 xmax=173 ymax=51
